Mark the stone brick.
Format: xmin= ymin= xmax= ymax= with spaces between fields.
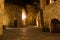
xmin=43 ymin=0 xmax=60 ymax=32
xmin=4 ymin=3 xmax=22 ymax=27
xmin=0 ymin=0 xmax=4 ymax=35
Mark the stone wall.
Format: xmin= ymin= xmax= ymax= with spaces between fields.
xmin=43 ymin=0 xmax=60 ymax=32
xmin=26 ymin=5 xmax=42 ymax=28
xmin=4 ymin=3 xmax=22 ymax=27
xmin=0 ymin=0 xmax=4 ymax=35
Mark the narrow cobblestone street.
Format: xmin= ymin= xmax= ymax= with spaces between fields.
xmin=0 ymin=27 xmax=60 ymax=40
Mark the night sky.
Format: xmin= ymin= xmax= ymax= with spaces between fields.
xmin=5 ymin=0 xmax=39 ymax=6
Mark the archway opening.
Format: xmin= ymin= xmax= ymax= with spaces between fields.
xmin=51 ymin=18 xmax=60 ymax=33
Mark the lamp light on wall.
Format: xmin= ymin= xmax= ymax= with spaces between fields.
xmin=22 ymin=8 xmax=26 ymax=26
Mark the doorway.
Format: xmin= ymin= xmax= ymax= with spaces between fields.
xmin=51 ymin=19 xmax=60 ymax=33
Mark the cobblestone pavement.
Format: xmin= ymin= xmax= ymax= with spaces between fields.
xmin=0 ymin=27 xmax=60 ymax=40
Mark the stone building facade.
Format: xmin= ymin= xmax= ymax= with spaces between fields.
xmin=0 ymin=0 xmax=4 ymax=35
xmin=43 ymin=0 xmax=60 ymax=32
xmin=4 ymin=3 xmax=41 ymax=28
xmin=4 ymin=0 xmax=60 ymax=32
xmin=4 ymin=3 xmax=22 ymax=27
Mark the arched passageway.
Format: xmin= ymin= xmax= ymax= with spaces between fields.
xmin=51 ymin=18 xmax=60 ymax=33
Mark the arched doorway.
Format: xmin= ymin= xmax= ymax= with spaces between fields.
xmin=51 ymin=18 xmax=60 ymax=33
xmin=14 ymin=19 xmax=17 ymax=27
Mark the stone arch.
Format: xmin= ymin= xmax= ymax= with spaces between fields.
xmin=50 ymin=18 xmax=60 ymax=33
